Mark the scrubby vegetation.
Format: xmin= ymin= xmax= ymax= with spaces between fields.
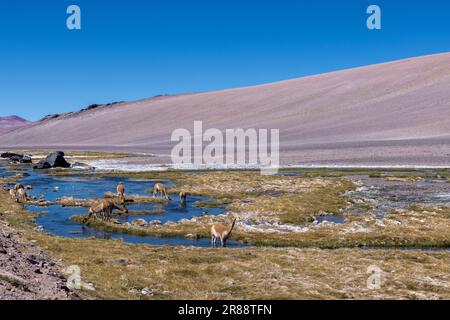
xmin=2 ymin=156 xmax=450 ymax=300
xmin=1 ymin=189 xmax=449 ymax=300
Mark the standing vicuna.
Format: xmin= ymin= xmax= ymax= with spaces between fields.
xmin=153 ymin=183 xmax=171 ymax=200
xmin=179 ymin=191 xmax=187 ymax=204
xmin=211 ymin=218 xmax=237 ymax=248
xmin=116 ymin=182 xmax=125 ymax=203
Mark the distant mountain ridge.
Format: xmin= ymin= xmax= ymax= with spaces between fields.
xmin=0 ymin=116 xmax=32 ymax=135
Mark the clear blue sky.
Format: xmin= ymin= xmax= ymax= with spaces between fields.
xmin=1 ymin=0 xmax=449 ymax=121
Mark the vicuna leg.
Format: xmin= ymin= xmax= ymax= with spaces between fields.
xmin=99 ymin=209 xmax=106 ymax=221
xmin=104 ymin=207 xmax=112 ymax=221
xmin=84 ymin=210 xmax=94 ymax=223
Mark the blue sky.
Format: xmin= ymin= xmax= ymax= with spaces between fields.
xmin=1 ymin=0 xmax=449 ymax=120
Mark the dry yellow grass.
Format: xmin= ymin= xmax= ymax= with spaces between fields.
xmin=93 ymin=171 xmax=356 ymax=226
xmin=35 ymin=240 xmax=450 ymax=300
xmin=61 ymin=170 xmax=450 ymax=248
xmin=2 ymin=171 xmax=450 ymax=300
xmin=72 ymin=205 xmax=450 ymax=249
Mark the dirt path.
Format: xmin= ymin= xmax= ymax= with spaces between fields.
xmin=0 ymin=215 xmax=75 ymax=300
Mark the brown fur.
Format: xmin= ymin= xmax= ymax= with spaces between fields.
xmin=10 ymin=184 xmax=27 ymax=203
xmin=16 ymin=188 xmax=27 ymax=203
xmin=211 ymin=218 xmax=237 ymax=248
xmin=153 ymin=183 xmax=171 ymax=200
xmin=84 ymin=199 xmax=128 ymax=223
xmin=179 ymin=191 xmax=187 ymax=203
xmin=9 ymin=189 xmax=17 ymax=202
xmin=117 ymin=182 xmax=125 ymax=203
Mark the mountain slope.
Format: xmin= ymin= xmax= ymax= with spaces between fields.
xmin=1 ymin=53 xmax=450 ymax=165
xmin=0 ymin=116 xmax=32 ymax=135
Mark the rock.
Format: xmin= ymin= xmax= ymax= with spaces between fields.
xmin=141 ymin=287 xmax=154 ymax=296
xmin=113 ymin=258 xmax=128 ymax=266
xmin=82 ymin=283 xmax=96 ymax=291
xmin=9 ymin=155 xmax=21 ymax=163
xmin=132 ymin=219 xmax=148 ymax=227
xmin=33 ymin=151 xmax=71 ymax=170
xmin=149 ymin=220 xmax=162 ymax=226
xmin=22 ymin=155 xmax=32 ymax=163
xmin=1 ymin=152 xmax=32 ymax=164
xmin=0 ymin=272 xmax=29 ymax=289
xmin=71 ymin=162 xmax=88 ymax=167
xmin=1 ymin=152 xmax=18 ymax=159
xmin=185 ymin=233 xmax=200 ymax=240
xmin=26 ymin=255 xmax=39 ymax=265
xmin=71 ymin=162 xmax=95 ymax=170
xmin=58 ymin=284 xmax=70 ymax=292
xmin=34 ymin=162 xmax=51 ymax=170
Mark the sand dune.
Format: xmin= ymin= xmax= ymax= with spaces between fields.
xmin=1 ymin=53 xmax=450 ymax=166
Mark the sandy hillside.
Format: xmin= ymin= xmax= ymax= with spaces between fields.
xmin=1 ymin=53 xmax=450 ymax=166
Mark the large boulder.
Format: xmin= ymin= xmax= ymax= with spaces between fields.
xmin=23 ymin=155 xmax=32 ymax=163
xmin=33 ymin=151 xmax=71 ymax=170
xmin=1 ymin=152 xmax=32 ymax=164
xmin=1 ymin=152 xmax=20 ymax=159
xmin=17 ymin=155 xmax=32 ymax=163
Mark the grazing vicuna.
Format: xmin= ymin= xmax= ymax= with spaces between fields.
xmin=211 ymin=218 xmax=237 ymax=248
xmin=10 ymin=184 xmax=27 ymax=203
xmin=84 ymin=199 xmax=128 ymax=223
xmin=16 ymin=188 xmax=28 ymax=203
xmin=117 ymin=182 xmax=125 ymax=203
xmin=153 ymin=183 xmax=171 ymax=200
xmin=9 ymin=189 xmax=17 ymax=202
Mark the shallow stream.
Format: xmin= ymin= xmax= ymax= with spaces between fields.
xmin=1 ymin=165 xmax=245 ymax=247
